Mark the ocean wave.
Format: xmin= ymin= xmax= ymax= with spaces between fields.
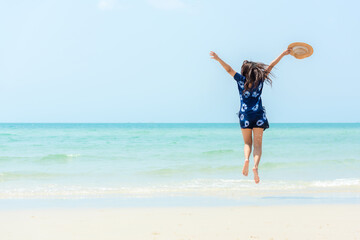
xmin=140 ymin=158 xmax=360 ymax=176
xmin=0 ymin=178 xmax=359 ymax=199
xmin=39 ymin=154 xmax=80 ymax=162
xmin=310 ymin=178 xmax=360 ymax=187
xmin=0 ymin=133 xmax=16 ymax=136
xmin=0 ymin=156 xmax=25 ymax=162
xmin=261 ymin=158 xmax=360 ymax=169
xmin=141 ymin=165 xmax=242 ymax=175
xmin=0 ymin=172 xmax=65 ymax=181
xmin=0 ymin=154 xmax=80 ymax=163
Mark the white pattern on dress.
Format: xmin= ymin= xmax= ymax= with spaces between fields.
xmin=240 ymin=114 xmax=244 ymax=120
xmin=256 ymin=120 xmax=264 ymax=126
xmin=244 ymin=91 xmax=250 ymax=98
xmin=252 ymin=104 xmax=258 ymax=111
xmin=241 ymin=103 xmax=247 ymax=112
xmin=258 ymin=82 xmax=262 ymax=91
xmin=238 ymin=81 xmax=244 ymax=89
xmin=252 ymin=91 xmax=259 ymax=97
xmin=263 ymin=113 xmax=267 ymax=120
xmin=244 ymin=120 xmax=249 ymax=127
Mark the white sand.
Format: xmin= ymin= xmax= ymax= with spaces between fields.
xmin=1 ymin=205 xmax=359 ymax=240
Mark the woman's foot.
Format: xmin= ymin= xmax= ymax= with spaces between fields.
xmin=253 ymin=167 xmax=260 ymax=184
xmin=242 ymin=159 xmax=249 ymax=176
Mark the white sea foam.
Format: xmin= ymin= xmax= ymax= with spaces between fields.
xmin=0 ymin=178 xmax=359 ymax=199
xmin=310 ymin=178 xmax=360 ymax=187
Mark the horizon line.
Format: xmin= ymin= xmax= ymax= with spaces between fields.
xmin=0 ymin=122 xmax=359 ymax=124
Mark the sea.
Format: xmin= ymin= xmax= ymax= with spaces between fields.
xmin=0 ymin=123 xmax=359 ymax=207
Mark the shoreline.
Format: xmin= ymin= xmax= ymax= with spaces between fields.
xmin=2 ymin=205 xmax=359 ymax=240
xmin=0 ymin=195 xmax=359 ymax=210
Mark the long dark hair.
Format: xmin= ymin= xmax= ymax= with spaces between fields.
xmin=241 ymin=60 xmax=272 ymax=92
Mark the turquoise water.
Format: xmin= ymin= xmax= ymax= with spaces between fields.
xmin=0 ymin=123 xmax=359 ymax=201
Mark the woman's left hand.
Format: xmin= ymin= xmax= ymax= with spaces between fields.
xmin=282 ymin=48 xmax=291 ymax=56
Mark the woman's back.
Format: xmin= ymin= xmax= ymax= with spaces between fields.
xmin=234 ymin=72 xmax=265 ymax=116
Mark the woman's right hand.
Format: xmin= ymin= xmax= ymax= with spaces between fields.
xmin=210 ymin=51 xmax=220 ymax=61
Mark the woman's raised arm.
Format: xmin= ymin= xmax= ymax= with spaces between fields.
xmin=265 ymin=48 xmax=291 ymax=75
xmin=210 ymin=51 xmax=236 ymax=77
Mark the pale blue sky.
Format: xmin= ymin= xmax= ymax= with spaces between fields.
xmin=0 ymin=0 xmax=359 ymax=123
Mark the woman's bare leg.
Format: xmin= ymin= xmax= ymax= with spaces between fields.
xmin=252 ymin=128 xmax=263 ymax=184
xmin=241 ymin=129 xmax=252 ymax=176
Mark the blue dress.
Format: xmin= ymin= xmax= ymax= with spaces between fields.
xmin=234 ymin=72 xmax=269 ymax=130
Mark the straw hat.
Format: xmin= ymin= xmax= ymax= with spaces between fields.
xmin=288 ymin=42 xmax=313 ymax=59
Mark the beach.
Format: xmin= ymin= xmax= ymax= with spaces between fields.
xmin=2 ymin=205 xmax=359 ymax=240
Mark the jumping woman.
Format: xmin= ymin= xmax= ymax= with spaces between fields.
xmin=210 ymin=49 xmax=291 ymax=183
